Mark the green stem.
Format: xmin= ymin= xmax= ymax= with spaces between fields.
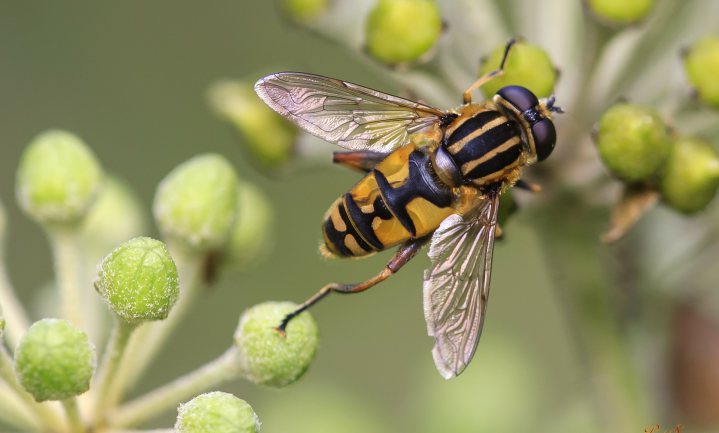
xmin=62 ymin=397 xmax=84 ymax=433
xmin=109 ymin=348 xmax=241 ymax=428
xmin=93 ymin=319 xmax=137 ymax=421
xmin=0 ymin=259 xmax=31 ymax=349
xmin=105 ymin=249 xmax=204 ymax=407
xmin=0 ymin=383 xmax=42 ymax=432
xmin=0 ymin=344 xmax=64 ymax=428
xmin=48 ymin=226 xmax=86 ymax=328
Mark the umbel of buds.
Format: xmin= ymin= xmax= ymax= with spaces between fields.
xmin=176 ymin=392 xmax=260 ymax=433
xmin=14 ymin=319 xmax=96 ymax=402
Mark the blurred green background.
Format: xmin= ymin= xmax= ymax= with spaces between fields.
xmin=2 ymin=1 xmax=715 ymax=432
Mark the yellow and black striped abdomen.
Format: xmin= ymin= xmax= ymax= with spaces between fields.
xmin=322 ymin=145 xmax=455 ymax=258
xmin=445 ymin=105 xmax=524 ymax=187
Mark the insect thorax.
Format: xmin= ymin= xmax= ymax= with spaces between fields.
xmin=440 ymin=104 xmax=526 ymax=188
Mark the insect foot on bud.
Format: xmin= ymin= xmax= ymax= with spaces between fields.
xmin=683 ymin=36 xmax=719 ymax=109
xmin=365 ymin=0 xmax=443 ymax=65
xmin=14 ymin=319 xmax=96 ymax=402
xmin=234 ymin=302 xmax=319 ymax=388
xmin=595 ymin=103 xmax=673 ymax=183
xmin=16 ymin=130 xmax=102 ymax=227
xmin=660 ymin=136 xmax=719 ymax=214
xmin=95 ymin=237 xmax=179 ymax=324
xmin=175 ymin=392 xmax=261 ymax=433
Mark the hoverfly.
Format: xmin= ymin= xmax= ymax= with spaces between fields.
xmin=255 ymin=40 xmax=562 ymax=379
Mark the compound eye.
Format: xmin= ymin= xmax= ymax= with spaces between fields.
xmin=496 ymin=85 xmax=539 ymax=112
xmin=532 ymin=118 xmax=556 ymax=161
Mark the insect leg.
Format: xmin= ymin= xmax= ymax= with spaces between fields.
xmin=276 ymin=235 xmax=431 ymax=335
xmin=462 ymin=38 xmax=517 ymax=104
xmin=515 ymin=179 xmax=542 ymax=192
xmin=332 ymin=150 xmax=388 ymax=173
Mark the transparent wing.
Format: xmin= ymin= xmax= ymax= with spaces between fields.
xmin=254 ymin=72 xmax=445 ymax=153
xmin=422 ymin=192 xmax=500 ymax=379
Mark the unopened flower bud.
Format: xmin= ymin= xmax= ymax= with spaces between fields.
xmin=226 ymin=182 xmax=275 ymax=270
xmin=154 ymin=154 xmax=239 ymax=252
xmin=480 ymin=41 xmax=557 ymax=99
xmin=176 ymin=392 xmax=260 ymax=433
xmin=16 ymin=130 xmax=102 ymax=226
xmin=595 ymin=103 xmax=672 ymax=182
xmin=14 ymin=319 xmax=95 ymax=401
xmin=234 ymin=302 xmax=319 ymax=388
xmin=280 ymin=0 xmax=329 ymax=23
xmin=586 ymin=0 xmax=655 ymax=25
xmin=209 ymin=81 xmax=297 ymax=169
xmin=683 ymin=36 xmax=719 ymax=108
xmin=365 ymin=0 xmax=442 ymax=64
xmin=95 ymin=237 xmax=179 ymax=323
xmin=660 ymin=137 xmax=719 ymax=213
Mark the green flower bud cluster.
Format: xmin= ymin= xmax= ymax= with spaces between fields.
xmin=209 ymin=81 xmax=298 ymax=170
xmin=480 ymin=41 xmax=557 ymax=99
xmin=279 ymin=0 xmax=329 ymax=23
xmin=683 ymin=36 xmax=719 ymax=108
xmin=596 ymin=103 xmax=719 ymax=214
xmin=95 ymin=237 xmax=179 ymax=323
xmin=365 ymin=0 xmax=443 ymax=64
xmin=586 ymin=0 xmax=655 ymax=25
xmin=234 ymin=302 xmax=319 ymax=387
xmin=176 ymin=392 xmax=260 ymax=433
xmin=14 ymin=319 xmax=95 ymax=402
xmin=16 ymin=130 xmax=102 ymax=226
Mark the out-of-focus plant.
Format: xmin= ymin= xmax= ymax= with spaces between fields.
xmin=0 ymin=133 xmax=307 ymax=432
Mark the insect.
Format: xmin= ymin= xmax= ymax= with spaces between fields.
xmin=254 ymin=40 xmax=562 ymax=379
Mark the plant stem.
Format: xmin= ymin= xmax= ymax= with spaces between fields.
xmin=109 ymin=348 xmax=241 ymax=428
xmin=0 ymin=344 xmax=64 ymax=428
xmin=0 ymin=383 xmax=43 ymax=432
xmin=62 ymin=397 xmax=84 ymax=433
xmin=48 ymin=226 xmax=86 ymax=328
xmin=0 ymin=260 xmax=31 ymax=349
xmin=93 ymin=318 xmax=136 ymax=421
xmin=105 ymin=248 xmax=204 ymax=406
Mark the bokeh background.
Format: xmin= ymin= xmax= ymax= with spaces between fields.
xmin=2 ymin=1 xmax=719 ymax=432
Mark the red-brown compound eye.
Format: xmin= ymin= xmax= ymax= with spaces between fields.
xmin=531 ymin=118 xmax=556 ymax=161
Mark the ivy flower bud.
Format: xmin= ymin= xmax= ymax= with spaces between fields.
xmin=83 ymin=176 xmax=146 ymax=255
xmin=176 ymin=392 xmax=260 ymax=433
xmin=683 ymin=36 xmax=719 ymax=108
xmin=480 ymin=41 xmax=557 ymax=98
xmin=154 ymin=154 xmax=239 ymax=252
xmin=16 ymin=130 xmax=102 ymax=226
xmin=208 ymin=81 xmax=298 ymax=169
xmin=280 ymin=0 xmax=329 ymax=23
xmin=14 ymin=319 xmax=95 ymax=402
xmin=234 ymin=302 xmax=319 ymax=388
xmin=365 ymin=0 xmax=443 ymax=64
xmin=226 ymin=182 xmax=275 ymax=270
xmin=595 ymin=103 xmax=672 ymax=182
xmin=660 ymin=137 xmax=719 ymax=214
xmin=586 ymin=0 xmax=654 ymax=25
xmin=95 ymin=237 xmax=179 ymax=323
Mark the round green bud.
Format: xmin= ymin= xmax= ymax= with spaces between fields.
xmin=14 ymin=319 xmax=95 ymax=401
xmin=16 ymin=130 xmax=102 ymax=225
xmin=586 ymin=0 xmax=654 ymax=25
xmin=176 ymin=392 xmax=260 ymax=433
xmin=95 ymin=237 xmax=179 ymax=323
xmin=226 ymin=182 xmax=275 ymax=270
xmin=208 ymin=81 xmax=297 ymax=169
xmin=365 ymin=0 xmax=442 ymax=64
xmin=480 ymin=41 xmax=557 ymax=98
xmin=234 ymin=302 xmax=319 ymax=388
xmin=660 ymin=137 xmax=719 ymax=213
xmin=280 ymin=0 xmax=329 ymax=23
xmin=83 ymin=176 xmax=147 ymax=255
xmin=154 ymin=154 xmax=239 ymax=252
xmin=595 ymin=103 xmax=672 ymax=182
xmin=683 ymin=36 xmax=719 ymax=108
